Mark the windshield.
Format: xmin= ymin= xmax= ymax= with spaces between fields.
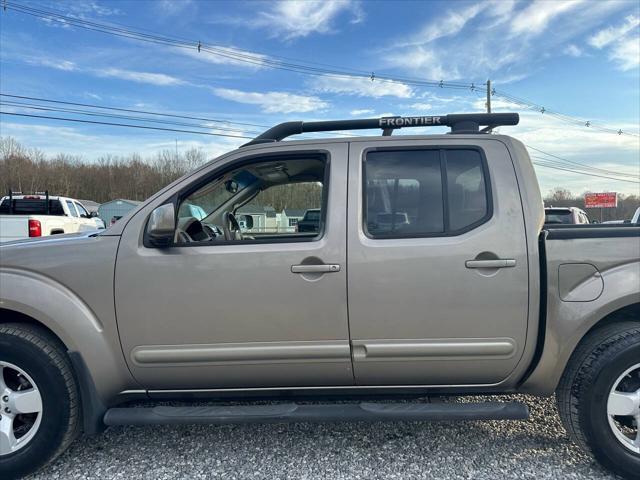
xmin=179 ymin=170 xmax=258 ymax=220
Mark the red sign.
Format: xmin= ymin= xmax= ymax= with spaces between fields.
xmin=584 ymin=192 xmax=617 ymax=208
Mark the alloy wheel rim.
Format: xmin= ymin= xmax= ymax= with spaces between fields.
xmin=0 ymin=361 xmax=43 ymax=456
xmin=607 ymin=363 xmax=640 ymax=454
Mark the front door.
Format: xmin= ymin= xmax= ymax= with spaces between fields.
xmin=347 ymin=139 xmax=530 ymax=386
xmin=115 ymin=144 xmax=352 ymax=389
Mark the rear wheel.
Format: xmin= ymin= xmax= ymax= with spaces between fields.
xmin=0 ymin=324 xmax=80 ymax=479
xmin=557 ymin=321 xmax=640 ymax=480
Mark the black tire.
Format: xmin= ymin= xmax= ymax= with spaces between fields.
xmin=556 ymin=321 xmax=640 ymax=480
xmin=0 ymin=324 xmax=81 ymax=479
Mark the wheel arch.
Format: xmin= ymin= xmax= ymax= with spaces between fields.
xmin=0 ymin=307 xmax=109 ymax=435
xmin=0 ymin=268 xmax=136 ymax=407
xmin=520 ymin=299 xmax=640 ymax=395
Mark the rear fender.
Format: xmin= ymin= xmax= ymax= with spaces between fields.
xmin=520 ymin=260 xmax=640 ymax=395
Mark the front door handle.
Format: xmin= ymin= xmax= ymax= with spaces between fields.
xmin=291 ymin=264 xmax=341 ymax=274
xmin=465 ymin=259 xmax=516 ymax=269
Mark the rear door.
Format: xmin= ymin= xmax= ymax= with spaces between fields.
xmin=347 ymin=138 xmax=529 ymax=386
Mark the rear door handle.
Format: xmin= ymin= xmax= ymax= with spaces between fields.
xmin=465 ymin=259 xmax=516 ymax=269
xmin=291 ymin=264 xmax=341 ymax=274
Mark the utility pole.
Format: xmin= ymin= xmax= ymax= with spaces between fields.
xmin=486 ymin=79 xmax=492 ymax=133
xmin=486 ymin=79 xmax=491 ymax=113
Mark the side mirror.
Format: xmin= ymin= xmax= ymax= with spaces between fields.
xmin=239 ymin=214 xmax=254 ymax=230
xmin=146 ymin=203 xmax=176 ymax=247
xmin=90 ymin=211 xmax=99 ymax=218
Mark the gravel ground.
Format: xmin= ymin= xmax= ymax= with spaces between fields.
xmin=29 ymin=395 xmax=616 ymax=480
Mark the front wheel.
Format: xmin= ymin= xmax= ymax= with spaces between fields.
xmin=557 ymin=321 xmax=640 ymax=480
xmin=0 ymin=324 xmax=81 ymax=479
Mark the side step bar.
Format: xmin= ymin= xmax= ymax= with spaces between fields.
xmin=104 ymin=401 xmax=528 ymax=426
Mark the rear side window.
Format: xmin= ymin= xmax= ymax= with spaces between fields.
xmin=364 ymin=148 xmax=491 ymax=238
xmin=0 ymin=199 xmax=65 ymax=215
xmin=545 ymin=209 xmax=573 ymax=224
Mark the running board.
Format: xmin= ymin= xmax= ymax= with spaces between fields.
xmin=103 ymin=401 xmax=529 ymax=426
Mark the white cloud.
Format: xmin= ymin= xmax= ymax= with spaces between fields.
xmin=384 ymin=46 xmax=458 ymax=80
xmin=398 ymin=3 xmax=487 ymax=47
xmin=510 ymin=0 xmax=584 ymax=35
xmin=94 ymin=68 xmax=185 ymax=86
xmin=408 ymin=103 xmax=433 ymax=110
xmin=156 ymin=0 xmax=194 ymax=15
xmin=313 ymin=75 xmax=413 ymax=98
xmin=383 ymin=0 xmax=626 ymax=81
xmin=588 ymin=14 xmax=639 ymax=48
xmin=180 ymin=46 xmax=268 ymax=69
xmin=563 ymin=44 xmax=583 ymax=57
xmin=25 ymin=57 xmax=78 ymax=71
xmin=609 ymin=37 xmax=640 ymax=71
xmin=252 ymin=0 xmax=362 ymax=39
xmin=213 ymin=88 xmax=329 ymax=113
xmin=350 ymin=109 xmax=374 ymax=116
xmin=588 ymin=14 xmax=640 ymax=71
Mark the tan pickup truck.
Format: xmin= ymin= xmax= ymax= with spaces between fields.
xmin=1 ymin=113 xmax=638 ymax=479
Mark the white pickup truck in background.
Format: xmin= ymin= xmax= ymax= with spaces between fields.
xmin=0 ymin=193 xmax=104 ymax=243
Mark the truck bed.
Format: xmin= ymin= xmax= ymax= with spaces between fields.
xmin=544 ymin=224 xmax=639 ymax=302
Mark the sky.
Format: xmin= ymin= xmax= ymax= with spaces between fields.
xmin=0 ymin=0 xmax=639 ymax=196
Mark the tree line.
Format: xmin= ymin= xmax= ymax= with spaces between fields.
xmin=0 ymin=137 xmax=207 ymax=203
xmin=1 ymin=137 xmax=638 ymax=220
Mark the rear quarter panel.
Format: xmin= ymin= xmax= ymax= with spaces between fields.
xmin=521 ymin=231 xmax=640 ymax=395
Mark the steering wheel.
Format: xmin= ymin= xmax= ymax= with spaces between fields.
xmin=222 ymin=211 xmax=243 ymax=241
xmin=175 ymin=217 xmax=213 ymax=244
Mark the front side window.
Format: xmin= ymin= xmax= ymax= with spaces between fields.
xmin=175 ymin=156 xmax=327 ymax=244
xmin=66 ymin=200 xmax=79 ymax=217
xmin=364 ymin=148 xmax=490 ymax=238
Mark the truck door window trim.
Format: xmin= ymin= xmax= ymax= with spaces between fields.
xmin=361 ymin=146 xmax=493 ymax=239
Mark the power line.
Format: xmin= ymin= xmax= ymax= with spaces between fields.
xmin=3 ymin=1 xmax=638 ymax=138
xmin=531 ymin=156 xmax=638 ymax=182
xmin=532 ymin=161 xmax=639 ymax=184
xmin=2 ymin=94 xmax=636 ymax=181
xmin=527 ymin=145 xmax=639 ymax=179
xmin=0 ymin=93 xmax=355 ymax=138
xmin=0 ymin=111 xmax=254 ymax=139
xmin=493 ymin=90 xmax=639 ymax=137
xmin=0 ymin=1 xmax=486 ymax=91
xmin=0 ymin=100 xmax=264 ymax=135
xmin=530 ymin=155 xmax=639 ymax=181
xmin=3 ymin=111 xmax=638 ymax=184
xmin=0 ymin=93 xmax=270 ymax=129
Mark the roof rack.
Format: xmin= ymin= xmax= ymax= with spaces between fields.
xmin=243 ymin=113 xmax=519 ymax=146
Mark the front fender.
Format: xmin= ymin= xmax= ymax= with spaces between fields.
xmin=0 ymin=234 xmax=137 ymax=405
